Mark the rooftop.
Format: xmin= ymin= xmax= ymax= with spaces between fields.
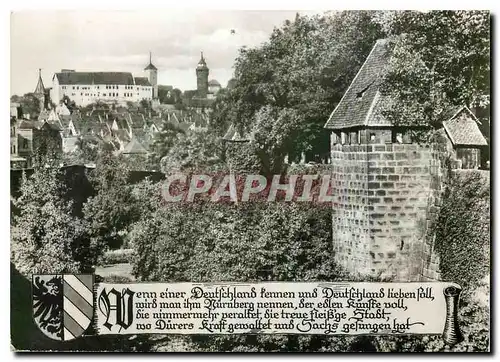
xmin=134 ymin=77 xmax=152 ymax=86
xmin=55 ymin=72 xmax=135 ymax=86
xmin=324 ymin=39 xmax=391 ymax=130
xmin=442 ymin=106 xmax=488 ymax=147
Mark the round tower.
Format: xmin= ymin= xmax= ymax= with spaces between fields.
xmin=144 ymin=52 xmax=158 ymax=99
xmin=196 ymin=52 xmax=209 ymax=98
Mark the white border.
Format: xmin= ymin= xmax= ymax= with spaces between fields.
xmin=2 ymin=2 xmax=498 ymax=361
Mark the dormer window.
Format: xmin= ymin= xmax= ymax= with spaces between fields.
xmin=356 ymin=80 xmax=375 ymax=100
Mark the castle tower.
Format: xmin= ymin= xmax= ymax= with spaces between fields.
xmin=34 ymin=68 xmax=46 ymax=111
xmin=196 ymin=52 xmax=209 ymax=98
xmin=144 ymin=52 xmax=158 ymax=99
xmin=324 ymin=39 xmax=446 ymax=282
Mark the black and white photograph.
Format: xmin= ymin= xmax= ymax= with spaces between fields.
xmin=8 ymin=8 xmax=491 ymax=353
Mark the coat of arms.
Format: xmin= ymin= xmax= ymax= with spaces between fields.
xmin=32 ymin=274 xmax=94 ymax=341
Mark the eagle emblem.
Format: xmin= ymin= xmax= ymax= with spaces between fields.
xmin=32 ymin=274 xmax=94 ymax=341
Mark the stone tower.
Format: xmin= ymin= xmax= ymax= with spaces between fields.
xmin=324 ymin=39 xmax=447 ymax=282
xmin=144 ymin=52 xmax=158 ymax=99
xmin=34 ymin=68 xmax=46 ymax=111
xmin=196 ymin=52 xmax=209 ymax=98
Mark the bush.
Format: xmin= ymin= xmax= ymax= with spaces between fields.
xmin=131 ymin=200 xmax=344 ymax=283
xmin=435 ymin=171 xmax=490 ymax=292
xmin=11 ymin=166 xmax=101 ymax=277
xmin=99 ymin=248 xmax=136 ymax=266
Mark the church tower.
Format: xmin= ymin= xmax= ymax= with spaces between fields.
xmin=196 ymin=52 xmax=209 ymax=98
xmin=144 ymin=52 xmax=158 ymax=99
xmin=34 ymin=68 xmax=46 ymax=111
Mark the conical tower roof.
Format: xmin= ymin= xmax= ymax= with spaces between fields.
xmin=34 ymin=68 xmax=45 ymax=94
xmin=144 ymin=52 xmax=157 ymax=71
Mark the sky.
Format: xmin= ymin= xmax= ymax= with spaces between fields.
xmin=10 ymin=10 xmax=324 ymax=96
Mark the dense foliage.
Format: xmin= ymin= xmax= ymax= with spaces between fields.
xmin=11 ymin=166 xmax=99 ymax=276
xmin=11 ymin=93 xmax=42 ymax=118
xmin=210 ymin=11 xmax=384 ymax=170
xmin=379 ymin=11 xmax=490 ymax=128
xmin=10 ymin=10 xmax=490 ymax=352
xmin=83 ymin=149 xmax=141 ymax=249
xmin=435 ymin=171 xmax=490 ymax=293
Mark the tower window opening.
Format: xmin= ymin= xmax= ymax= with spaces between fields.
xmin=341 ymin=132 xmax=347 ymax=145
xmin=350 ymin=131 xmax=358 ymax=145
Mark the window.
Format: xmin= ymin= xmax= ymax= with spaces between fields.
xmin=370 ymin=133 xmax=376 ymax=142
xmin=350 ymin=131 xmax=358 ymax=145
xmin=391 ymin=130 xmax=412 ymax=144
xmin=23 ymin=139 xmax=28 ymax=149
xmin=72 ymin=86 xmax=75 ymax=90
xmin=103 ymin=93 xmax=106 ymax=96
xmin=341 ymin=132 xmax=346 ymax=145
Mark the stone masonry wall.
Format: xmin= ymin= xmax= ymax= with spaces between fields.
xmin=331 ymin=130 xmax=447 ymax=281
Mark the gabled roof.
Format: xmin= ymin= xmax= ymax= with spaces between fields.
xmin=135 ymin=77 xmax=152 ymax=86
xmin=123 ymin=137 xmax=148 ymax=154
xmin=55 ymin=72 xmax=135 ymax=85
xmin=113 ymin=117 xmax=129 ymax=131
xmin=324 ymin=39 xmax=391 ymax=130
xmin=38 ymin=110 xmax=51 ymax=121
xmin=17 ymin=119 xmax=41 ymax=129
xmin=222 ymin=124 xmax=251 ymax=142
xmin=177 ymin=122 xmax=191 ymax=132
xmin=40 ymin=121 xmax=62 ymax=132
xmin=113 ymin=129 xmax=130 ymax=144
xmin=442 ymin=106 xmax=487 ymax=147
xmin=129 ymin=113 xmax=146 ymax=129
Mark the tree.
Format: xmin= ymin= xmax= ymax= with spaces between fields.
xmin=83 ymin=148 xmax=135 ymax=249
xmin=378 ymin=11 xmax=490 ymax=129
xmin=11 ymin=166 xmax=99 ymax=277
xmin=209 ymin=11 xmax=384 ymax=169
xmin=14 ymin=93 xmax=41 ymax=118
xmin=61 ymin=95 xmax=77 ymax=113
xmin=140 ymin=99 xmax=152 ymax=111
xmin=161 ymin=129 xmax=224 ymax=173
xmin=147 ymin=120 xmax=185 ymax=170
xmin=31 ymin=126 xmax=63 ymax=168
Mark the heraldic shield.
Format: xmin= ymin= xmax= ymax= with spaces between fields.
xmin=32 ymin=274 xmax=94 ymax=341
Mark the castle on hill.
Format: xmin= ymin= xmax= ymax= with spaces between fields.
xmin=33 ymin=52 xmax=222 ymax=109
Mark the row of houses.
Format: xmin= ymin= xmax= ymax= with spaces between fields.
xmin=10 ymin=102 xmax=210 ymax=169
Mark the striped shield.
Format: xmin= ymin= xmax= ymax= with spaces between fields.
xmin=32 ymin=274 xmax=94 ymax=341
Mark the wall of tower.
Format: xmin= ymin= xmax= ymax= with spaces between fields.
xmin=147 ymin=70 xmax=158 ymax=99
xmin=330 ymin=128 xmax=446 ymax=281
xmin=196 ymin=69 xmax=209 ymax=98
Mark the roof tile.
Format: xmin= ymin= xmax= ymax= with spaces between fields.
xmin=325 ymin=39 xmax=391 ymax=130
